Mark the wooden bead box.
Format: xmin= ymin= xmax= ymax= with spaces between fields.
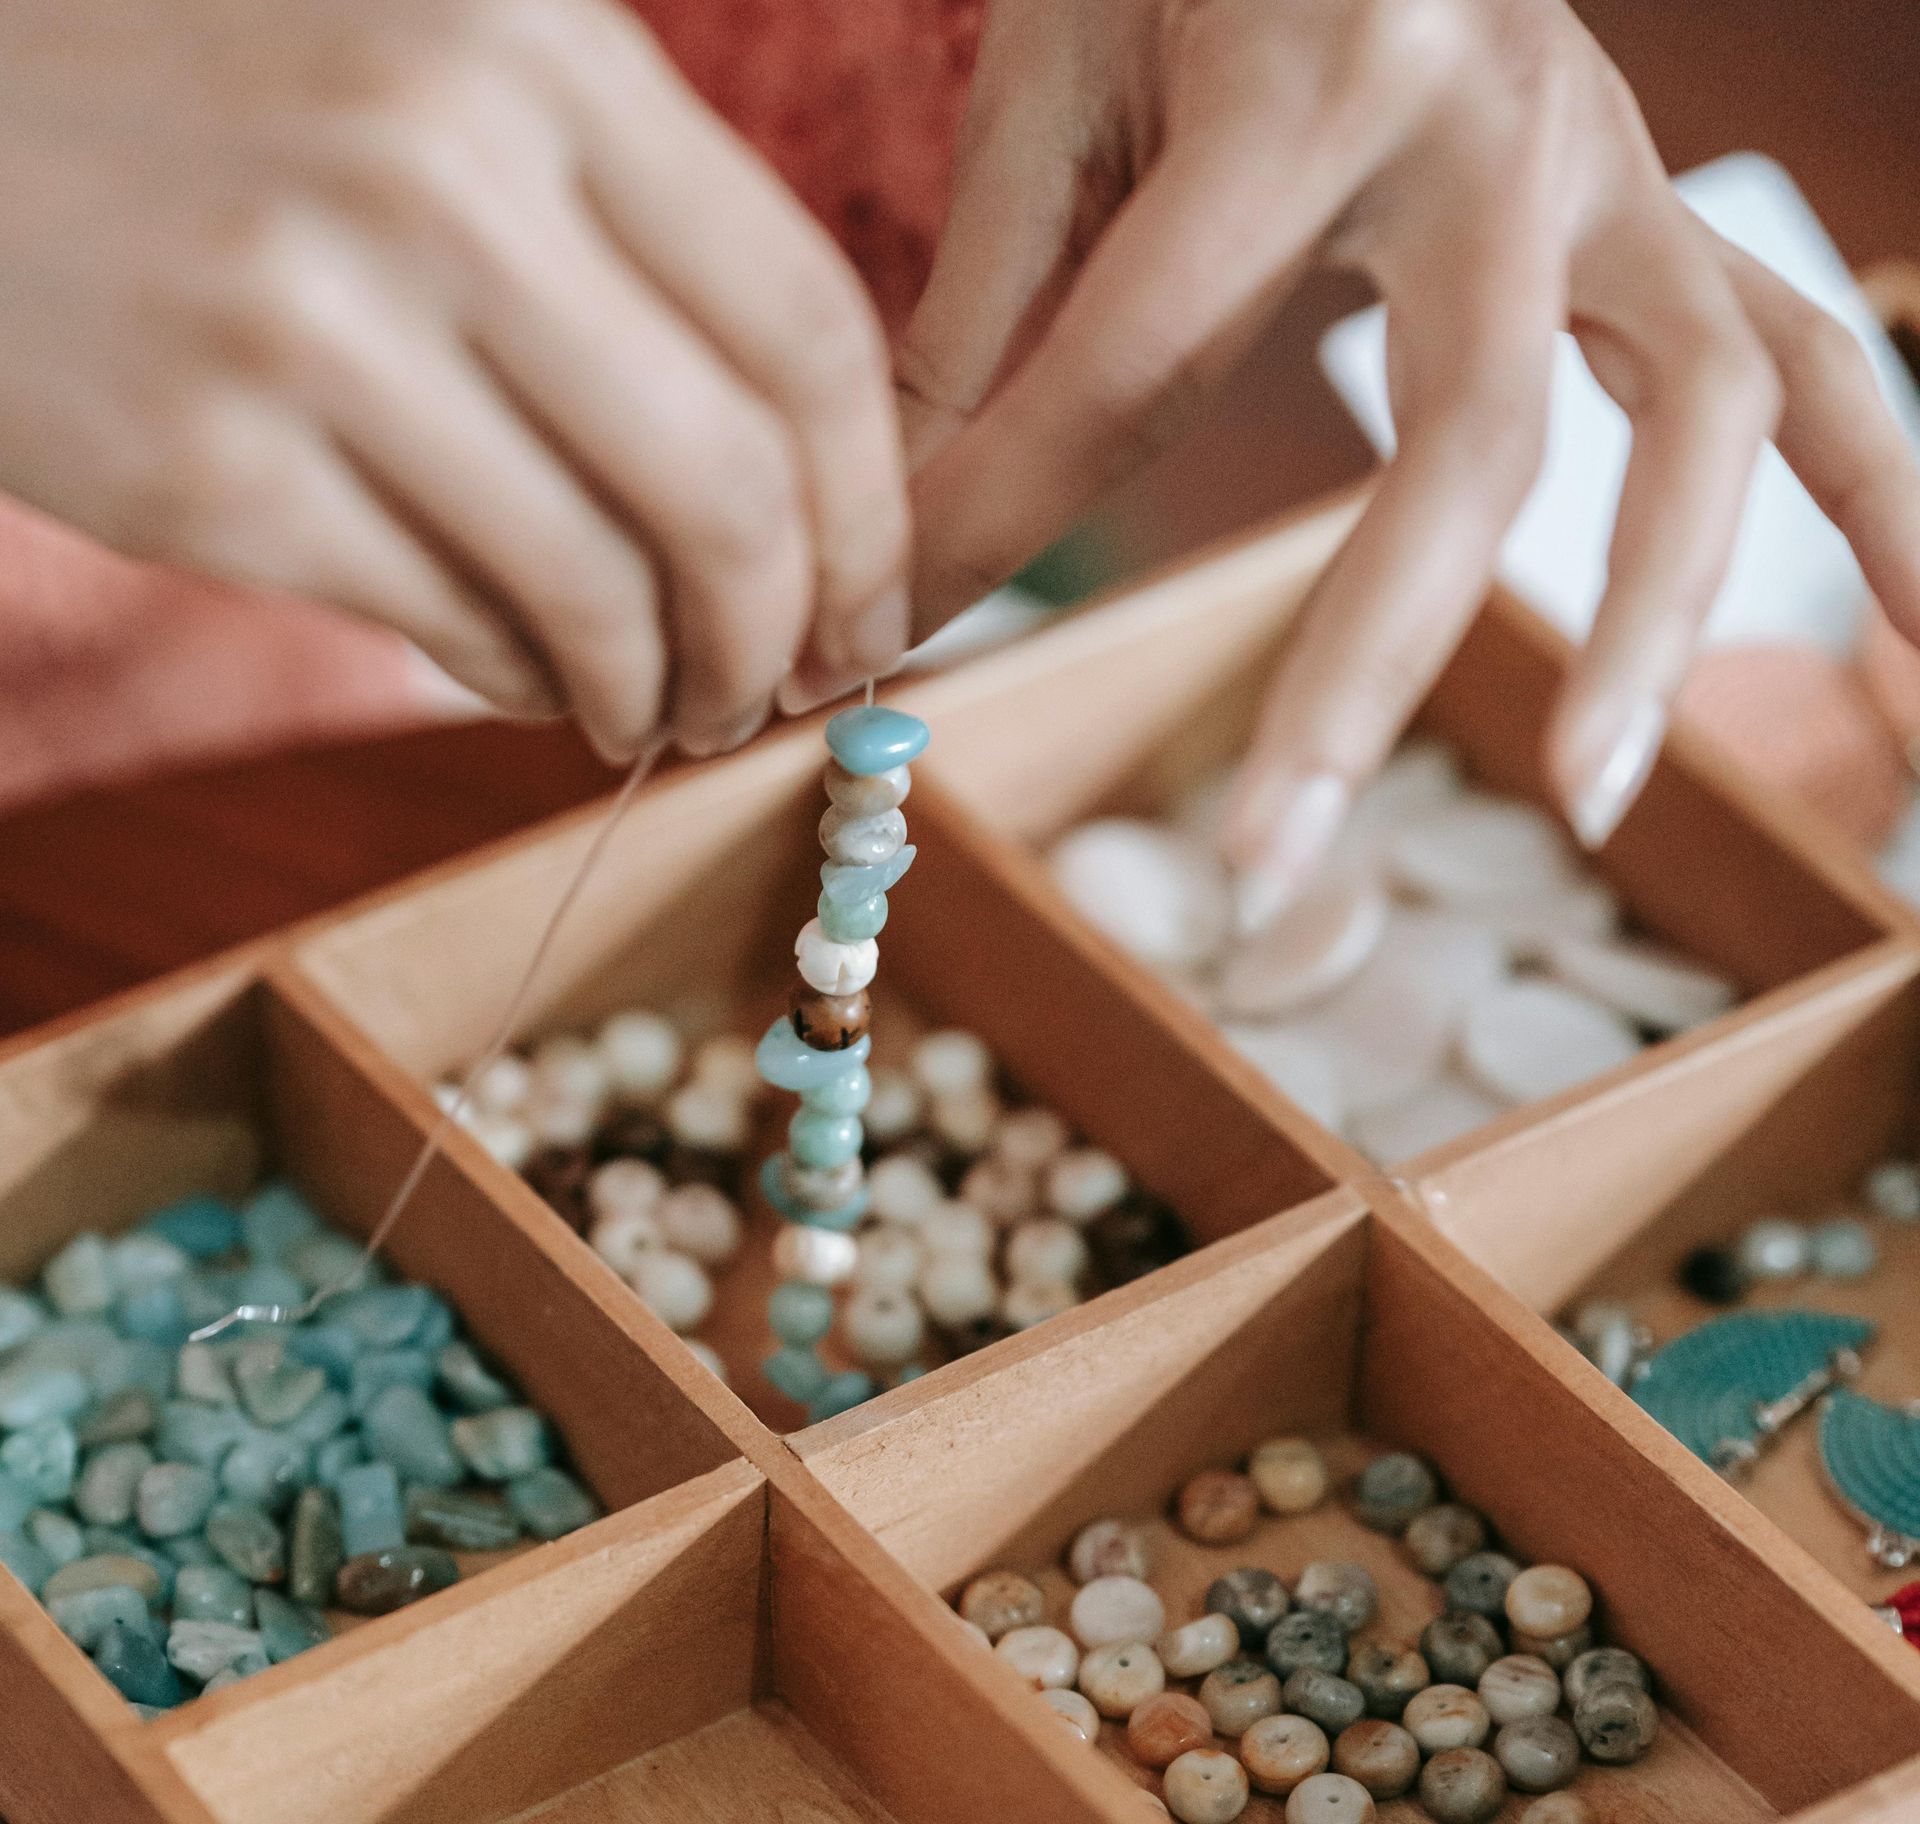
xmin=9 ymin=392 xmax=1920 ymax=1821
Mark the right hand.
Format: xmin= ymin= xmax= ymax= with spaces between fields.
xmin=0 ymin=0 xmax=911 ymax=758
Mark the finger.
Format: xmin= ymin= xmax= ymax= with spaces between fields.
xmin=1551 ymin=205 xmax=1783 ymax=847
xmin=1710 ymin=233 xmax=1920 ymax=644
xmin=540 ymin=8 xmax=908 ymax=704
xmin=1219 ymin=233 xmax=1562 ymax=930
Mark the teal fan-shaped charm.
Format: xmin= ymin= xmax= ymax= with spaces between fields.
xmin=1631 ymin=1310 xmax=1875 ymax=1475
xmin=1820 ymin=1387 xmax=1920 ymax=1568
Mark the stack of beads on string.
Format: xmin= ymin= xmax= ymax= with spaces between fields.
xmin=754 ymin=705 xmax=931 ymax=1423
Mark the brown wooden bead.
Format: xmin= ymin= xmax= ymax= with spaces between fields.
xmin=1128 ymin=1692 xmax=1214 ymax=1769
xmin=790 ymin=983 xmax=872 ymax=1051
xmin=1176 ymin=1469 xmax=1259 ymax=1544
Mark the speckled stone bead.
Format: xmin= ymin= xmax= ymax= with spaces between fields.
xmin=1353 ymin=1452 xmax=1437 ymax=1533
xmin=1069 ymin=1517 xmax=1153 ymax=1584
xmin=1517 ymin=1794 xmax=1590 ymax=1824
xmin=1039 ymin=1687 xmax=1101 ymax=1742
xmin=1265 ymin=1608 xmax=1347 ymax=1678
xmin=1479 ymin=1656 xmax=1561 ymax=1725
xmin=1129 ymin=1690 xmax=1214 ymax=1767
xmin=334 ymin=1545 xmax=459 ymax=1615
xmin=841 ymin=1287 xmax=926 ymax=1368
xmin=1206 ymin=1567 xmax=1289 ymax=1648
xmin=1346 ymin=1642 xmax=1429 ymax=1719
xmin=1158 ymin=1614 xmax=1240 ymax=1679
xmin=1293 ymin=1561 xmax=1377 ymax=1634
xmin=1070 ymin=1574 xmax=1166 ymax=1649
xmin=1421 ymin=1612 xmax=1503 ymax=1686
xmin=790 ymin=986 xmax=872 ymax=1052
xmin=1079 ymin=1640 xmax=1166 ymax=1718
xmin=1247 ymin=1438 xmax=1328 ymax=1514
xmin=1562 ymin=1645 xmax=1650 ymax=1709
xmin=1331 ymin=1720 xmax=1419 ymax=1799
xmin=1445 ymin=1551 xmax=1520 ymax=1619
xmin=1164 ymin=1748 xmax=1250 ymax=1824
xmin=819 ymin=806 xmax=908 ymax=867
xmin=1239 ymin=1713 xmax=1329 ymax=1796
xmin=1283 ymin=1772 xmax=1376 ymax=1823
xmin=1418 ymin=1748 xmax=1507 ymax=1824
xmin=1493 ymin=1717 xmax=1580 ymax=1793
xmin=959 ymin=1569 xmax=1045 ymax=1640
xmin=825 ymin=758 xmax=910 ymax=816
xmin=1282 ymin=1668 xmax=1366 ymax=1735
xmin=1176 ymin=1470 xmax=1259 ymax=1544
xmin=1509 ymin=1623 xmax=1591 ymax=1670
xmin=1403 ymin=1504 xmax=1488 ymax=1577
xmin=825 ymin=705 xmax=929 ymax=775
xmin=1504 ymin=1565 xmax=1592 ymax=1638
xmin=1402 ymin=1683 xmax=1490 ymax=1753
xmin=1572 ymin=1679 xmax=1659 ymax=1764
xmin=996 ymin=1623 xmax=1079 ymax=1690
xmin=1200 ymin=1657 xmax=1284 ymax=1736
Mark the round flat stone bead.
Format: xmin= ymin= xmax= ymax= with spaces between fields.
xmin=1265 ymin=1609 xmax=1348 ymax=1679
xmin=769 ymin=1281 xmax=837 ymax=1347
xmin=1283 ymin=1669 xmax=1365 ymax=1735
xmin=1493 ymin=1717 xmax=1580 ymax=1793
xmin=1418 ymin=1748 xmax=1507 ymax=1824
xmin=842 ymin=1287 xmax=925 ymax=1368
xmin=1737 ymin=1218 xmax=1810 ymax=1280
xmin=1572 ymin=1679 xmax=1659 ymax=1764
xmin=825 ymin=705 xmax=928 ymax=775
xmin=789 ymin=1109 xmax=864 ymax=1170
xmin=791 ymin=986 xmax=871 ymax=1053
xmin=819 ymin=806 xmax=907 ymax=866
xmin=763 ymin=1346 xmax=831 ymax=1405
xmin=1811 ymin=1216 xmax=1877 ymax=1278
xmin=1200 ymin=1657 xmax=1283 ymax=1736
xmin=335 ymin=1545 xmax=459 ymax=1615
xmin=1039 ymin=1686 xmax=1102 ymax=1742
xmin=1079 ymin=1640 xmax=1165 ymax=1718
xmin=1353 ymin=1452 xmax=1438 ymax=1533
xmin=756 ymin=1018 xmax=872 ymax=1093
xmin=1403 ymin=1504 xmax=1488 ymax=1577
xmin=1866 ymin=1159 xmax=1920 ymax=1221
xmin=1046 ymin=1149 xmax=1130 ymax=1223
xmin=1069 ymin=1517 xmax=1153 ymax=1584
xmin=1176 ymin=1469 xmax=1259 ymax=1544
xmin=1283 ymin=1772 xmax=1376 ymax=1823
xmin=918 ymin=1255 xmax=998 ymax=1327
xmin=1070 ymin=1575 xmax=1166 ymax=1650
xmin=1504 ymin=1566 xmax=1592 ymax=1638
xmin=1158 ymin=1614 xmax=1240 ymax=1679
xmin=1241 ymin=1713 xmax=1329 ymax=1797
xmin=1404 ymin=1684 xmax=1491 ymax=1753
xmin=960 ymin=1569 xmax=1045 ymax=1640
xmin=1479 ymin=1655 xmax=1560 ymax=1725
xmin=996 ymin=1623 xmax=1079 ymax=1690
xmin=1445 ymin=1551 xmax=1520 ymax=1619
xmin=1331 ymin=1720 xmax=1418 ymax=1799
xmin=627 ymin=1251 xmax=713 ymax=1334
xmin=1563 ymin=1645 xmax=1650 ymax=1709
xmin=1165 ymin=1748 xmax=1250 ymax=1824
xmin=826 ymin=758 xmax=910 ymax=815
xmin=1346 ymin=1642 xmax=1429 ymax=1719
xmin=1249 ymin=1439 xmax=1328 ymax=1515
xmin=1293 ymin=1561 xmax=1377 ymax=1634
xmin=1422 ymin=1612 xmax=1503 ymax=1685
xmin=772 ymin=1224 xmax=859 ymax=1287
xmin=1518 ymin=1797 xmax=1591 ymax=1824
xmin=800 ymin=1064 xmax=873 ymax=1119
xmin=1206 ymin=1567 xmax=1290 ymax=1647
xmin=1129 ymin=1690 xmax=1214 ymax=1768
xmin=1509 ymin=1623 xmax=1591 ymax=1670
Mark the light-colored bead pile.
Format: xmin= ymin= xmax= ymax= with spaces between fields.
xmin=1048 ymin=741 xmax=1737 ymax=1165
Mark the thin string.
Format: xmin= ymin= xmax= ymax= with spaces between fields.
xmin=191 ymin=737 xmax=668 ymax=1342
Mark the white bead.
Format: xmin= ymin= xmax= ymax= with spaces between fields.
xmin=664 ymin=1081 xmax=751 ymax=1152
xmin=773 ymin=1224 xmax=858 ymax=1287
xmin=1007 ymin=1219 xmax=1089 ymax=1287
xmin=1070 ymin=1575 xmax=1166 ymax=1649
xmin=1461 ymin=979 xmax=1640 ymax=1104
xmin=855 ymin=1223 xmax=924 ymax=1292
xmin=1048 ymin=819 xmax=1231 ymax=970
xmin=921 ymin=1200 xmax=993 ymax=1257
xmin=1038 ymin=1687 xmax=1101 ymax=1743
xmin=930 ymin=1087 xmax=1000 ymax=1155
xmin=1045 ymin=1149 xmax=1129 ymax=1222
xmin=525 ymin=1090 xmax=597 ymax=1149
xmin=1221 ymin=1026 xmax=1347 ymax=1134
xmin=589 ymin=1208 xmax=663 ymax=1277
xmin=626 ymin=1249 xmax=713 ymax=1333
xmin=1866 ymin=1159 xmax=1920 ymax=1222
xmin=658 ymin=1184 xmax=743 ymax=1265
xmin=684 ymin=1338 xmax=728 ymax=1383
xmin=868 ymin=1154 xmax=945 ymax=1225
xmin=596 ymin=1011 xmax=683 ymax=1098
xmin=435 ymin=1081 xmax=467 ymax=1118
xmin=826 ymin=762 xmax=911 ymax=812
xmin=1350 ymin=1076 xmax=1502 ymax=1168
xmin=992 ymin=1106 xmax=1070 ymax=1172
xmin=469 ymin=1113 xmax=534 ymax=1171
xmin=470 ymin=1053 xmax=534 ymax=1116
xmin=1388 ymin=795 xmax=1575 ymax=905
xmin=959 ymin=1158 xmax=1036 ymax=1225
xmin=587 ymin=1158 xmax=663 ymax=1225
xmin=689 ymin=1033 xmax=760 ymax=1099
xmin=864 ymin=1067 xmax=925 ymax=1144
xmin=1544 ymin=935 xmax=1735 ymax=1034
xmin=1738 ymin=1218 xmax=1810 ymax=1280
xmin=1215 ymin=874 xmax=1390 ymax=1020
xmin=1002 ymin=1278 xmax=1077 ymax=1330
xmin=919 ymin=1254 xmax=998 ymax=1326
xmin=529 ymin=1035 xmax=611 ymax=1112
xmin=820 ymin=805 xmax=907 ymax=865
xmin=842 ymin=1286 xmax=926 ymax=1367
xmin=912 ymin=1029 xmax=995 ymax=1096
xmin=795 ymin=919 xmax=879 ymax=996
xmin=996 ymin=1624 xmax=1079 ymax=1691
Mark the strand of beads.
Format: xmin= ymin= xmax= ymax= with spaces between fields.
xmin=754 ymin=704 xmax=930 ymax=1424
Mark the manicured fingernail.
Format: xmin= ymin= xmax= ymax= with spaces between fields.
xmin=1568 ymin=693 xmax=1666 ymax=849
xmin=847 ymin=588 xmax=910 ymax=675
xmin=1228 ymin=770 xmax=1350 ymax=935
xmin=776 ymin=674 xmax=834 ymax=718
xmin=680 ymin=698 xmax=771 ymax=760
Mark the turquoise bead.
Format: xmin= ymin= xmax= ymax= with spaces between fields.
xmin=43 ymin=1234 xmax=115 ymax=1317
xmin=233 ymin=1264 xmax=307 ymax=1315
xmin=825 ymin=706 xmax=929 ymax=774
xmin=0 ymin=1287 xmax=47 ymax=1352
xmin=280 ymin=1389 xmax=351 ymax=1449
xmin=231 ymin=1339 xmax=327 ymax=1427
xmin=220 ymin=1433 xmax=311 ymax=1513
xmin=348 ymin=1348 xmax=435 ymax=1415
xmin=0 ymin=1472 xmax=34 ymax=1532
xmin=254 ymin=1589 xmax=329 ymax=1663
xmin=363 ymin=1385 xmax=464 ymax=1488
xmin=818 ymin=889 xmax=888 ymax=943
xmin=0 ymin=1364 xmax=90 ymax=1429
xmin=768 ymin=1282 xmax=836 ymax=1347
xmin=95 ymin=1621 xmax=184 ymax=1708
xmin=166 ymin=1618 xmax=267 ymax=1683
xmin=313 ymin=1435 xmax=364 ymax=1487
xmin=286 ymin=1233 xmax=371 ymax=1295
xmin=330 ymin=1286 xmax=435 ymax=1350
xmin=404 ymin=1486 xmax=520 ymax=1552
xmin=507 ymin=1467 xmax=600 ymax=1541
xmin=806 ymin=1370 xmax=875 ymax=1423
xmin=337 ymin=1463 xmax=406 ymax=1557
xmin=896 ymin=1364 xmax=927 ymax=1384
xmin=287 ymin=1323 xmax=362 ymax=1389
xmin=145 ymin=1197 xmax=243 ymax=1260
xmin=0 ymin=1527 xmax=55 ymax=1595
xmin=759 ymin=1155 xmax=868 ymax=1230
xmin=26 ymin=1507 xmax=85 ymax=1568
xmin=205 ymin=1502 xmax=285 ymax=1584
xmin=156 ymin=1401 xmax=248 ymax=1468
xmin=820 ymin=848 xmax=915 ymax=907
xmin=116 ymin=1285 xmax=190 ymax=1350
xmin=801 ymin=1063 xmax=872 ymax=1117
xmin=49 ymin=1582 xmax=153 ymax=1648
xmin=166 ymin=1536 xmax=218 ymax=1569
xmin=789 ymin=1110 xmax=863 ymax=1170
xmin=757 ymin=1018 xmax=872 ymax=1092
xmin=240 ymin=1183 xmax=322 ymax=1260
xmin=763 ymin=1347 xmax=831 ymax=1405
xmin=135 ymin=1463 xmax=217 ymax=1539
xmin=173 ymin=1564 xmax=254 ymax=1627
xmin=0 ymin=1422 xmax=75 ymax=1505
xmin=449 ymin=1407 xmax=551 ymax=1481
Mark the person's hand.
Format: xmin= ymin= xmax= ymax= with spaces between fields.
xmin=0 ymin=0 xmax=910 ymax=760
xmin=900 ymin=0 xmax=1920 ymax=927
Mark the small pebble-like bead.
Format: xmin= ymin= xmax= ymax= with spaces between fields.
xmin=1403 ymin=1504 xmax=1487 ymax=1577
xmin=255 ymin=1588 xmax=329 ymax=1663
xmin=922 ymin=1199 xmax=994 ymax=1257
xmin=1282 ymin=1669 xmax=1366 ymax=1735
xmin=1200 ymin=1658 xmax=1284 ymax=1736
xmin=1445 ymin=1551 xmax=1520 ymax=1619
xmin=853 ymin=1224 xmax=922 ymax=1293
xmin=930 ymin=1086 xmax=1001 ymax=1154
xmin=588 ymin=1156 xmax=667 ymax=1225
xmin=864 ymin=1067 xmax=924 ymax=1142
xmin=1176 ymin=1470 xmax=1259 ymax=1544
xmin=841 ymin=1287 xmax=926 ymax=1368
xmin=825 ymin=758 xmax=911 ymax=815
xmin=918 ymin=1255 xmax=999 ymax=1327
xmin=1403 ymin=1684 xmax=1491 ymax=1753
xmin=626 ymin=1250 xmax=713 ymax=1333
xmin=961 ymin=1158 xmax=1038 ymax=1226
xmin=49 ymin=1584 xmax=154 ymax=1649
xmin=797 ymin=921 xmax=882 ymax=1000
xmin=959 ymin=1569 xmax=1045 ymax=1640
xmin=772 ymin=1224 xmax=859 ymax=1287
xmin=1679 ymin=1245 xmax=1747 ymax=1305
xmin=1129 ymin=1690 xmax=1215 ymax=1767
xmin=809 ymin=1367 xmax=877 ymax=1424
xmin=2 ymin=1421 xmax=77 ymax=1506
xmin=1071 ymin=1575 xmax=1167 ymax=1649
xmin=657 ymin=1185 xmax=743 ymax=1266
xmin=1079 ymin=1640 xmax=1166 ymax=1717
xmin=1158 ymin=1614 xmax=1241 ymax=1679
xmin=1001 ymin=1277 xmax=1078 ymax=1331
xmin=449 ymin=1407 xmax=552 ymax=1480
xmin=800 ymin=1064 xmax=873 ymax=1119
xmin=994 ymin=1106 xmax=1070 ymax=1171
xmin=595 ymin=1011 xmax=681 ymax=1098
xmin=1331 ymin=1720 xmax=1419 ymax=1798
xmin=912 ymin=1028 xmax=994 ymax=1096
xmin=663 ymin=1081 xmax=751 ymax=1153
xmin=44 ymin=1235 xmax=115 ymax=1317
xmin=1504 ymin=1566 xmax=1592 ymax=1638
xmin=1206 ymin=1567 xmax=1290 ymax=1647
xmin=1241 ymin=1713 xmax=1330 ymax=1796
xmin=1353 ymin=1452 xmax=1438 ymax=1533
xmin=1249 ymin=1439 xmax=1329 ymax=1515
xmin=135 ymin=1464 xmax=216 ymax=1541
xmin=43 ymin=1552 xmax=162 ymax=1608
xmin=1039 ymin=1687 xmax=1102 ymax=1743
xmin=1265 ymin=1609 xmax=1348 ymax=1679
xmin=1346 ymin=1642 xmax=1429 ymax=1719
xmin=288 ymin=1487 xmax=343 ymax=1607
xmin=1422 ymin=1612 xmax=1503 ymax=1686
xmin=1562 ymin=1645 xmax=1650 ymax=1708
xmin=1046 ymin=1149 xmax=1130 ymax=1222
xmin=405 ymin=1486 xmax=519 ymax=1552
xmin=825 ymin=704 xmax=928 ymax=774
xmin=1518 ymin=1797 xmax=1591 ymax=1824
xmin=690 ymin=1032 xmax=759 ymax=1098
xmin=1737 ymin=1217 xmax=1809 ymax=1280
xmin=1493 ymin=1717 xmax=1580 ymax=1793
xmin=1810 ymin=1216 xmax=1877 ymax=1278
xmin=1165 ymin=1749 xmax=1250 ymax=1824
xmin=94 ymin=1620 xmax=183 ymax=1708
xmin=335 ymin=1545 xmax=459 ymax=1615
xmin=763 ymin=1346 xmax=831 ymax=1405
xmin=768 ymin=1281 xmax=836 ymax=1348
xmin=0 ymin=1365 xmax=90 ymax=1430
xmin=1478 ymin=1656 xmax=1561 ymax=1725
xmin=1284 ymin=1772 xmax=1375 ymax=1823
xmin=820 ymin=805 xmax=907 ymax=866
xmin=529 ymin=1036 xmax=610 ymax=1112
xmin=1293 ymin=1561 xmax=1378 ymax=1634
xmin=1572 ymin=1679 xmax=1659 ymax=1764
xmin=1866 ymin=1159 xmax=1920 ymax=1221
xmin=869 ymin=1155 xmax=945 ymax=1225
xmin=1418 ymin=1748 xmax=1507 ymax=1824
xmin=1069 ymin=1517 xmax=1153 ymax=1584
xmin=1509 ymin=1623 xmax=1591 ymax=1670
xmin=790 ymin=987 xmax=872 ymax=1053
xmin=205 ymin=1502 xmax=286 ymax=1584
xmin=996 ymin=1623 xmax=1079 ymax=1690
xmin=167 ymin=1618 xmax=267 ymax=1683
xmin=757 ymin=1019 xmax=872 ymax=1092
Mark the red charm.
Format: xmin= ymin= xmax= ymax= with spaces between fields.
xmin=1886 ymin=1583 xmax=1920 ymax=1648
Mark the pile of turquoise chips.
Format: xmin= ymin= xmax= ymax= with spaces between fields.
xmin=0 ymin=1182 xmax=600 ymax=1713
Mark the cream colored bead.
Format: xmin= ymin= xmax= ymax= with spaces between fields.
xmin=1249 ymin=1438 xmax=1329 ymax=1514
xmin=918 ymin=1254 xmax=998 ymax=1327
xmin=993 ymin=1105 xmax=1071 ymax=1172
xmin=470 ymin=1053 xmax=533 ymax=1116
xmin=912 ymin=1029 xmax=994 ymax=1096
xmin=864 ymin=1067 xmax=925 ymax=1144
xmin=530 ymin=1034 xmax=611 ymax=1110
xmin=826 ymin=759 xmax=911 ymax=815
xmin=795 ymin=919 xmax=879 ymax=996
xmin=588 ymin=1208 xmax=663 ymax=1278
xmin=854 ymin=1223 xmax=923 ymax=1292
xmin=773 ymin=1224 xmax=858 ymax=1287
xmin=525 ymin=1089 xmax=597 ymax=1149
xmin=1164 ymin=1749 xmax=1250 ymax=1824
xmin=1156 ymin=1614 xmax=1239 ymax=1679
xmin=1006 ymin=1219 xmax=1089 ymax=1287
xmin=1503 ymin=1566 xmax=1592 ymax=1639
xmin=959 ymin=1570 xmax=1044 ymax=1639
xmin=1002 ymin=1277 xmax=1078 ymax=1331
xmin=470 ymin=1112 xmax=535 ymax=1171
xmin=1478 ymin=1656 xmax=1560 ymax=1726
xmin=1403 ymin=1685 xmax=1490 ymax=1754
xmin=996 ymin=1624 xmax=1078 ymax=1690
xmin=596 ymin=1011 xmax=682 ymax=1098
xmin=588 ymin=1158 xmax=666 ymax=1225
xmin=1069 ymin=1575 xmax=1166 ymax=1650
xmin=960 ymin=1158 xmax=1037 ymax=1225
xmin=626 ymin=1249 xmax=712 ymax=1333
xmin=1284 ymin=1773 xmax=1374 ymax=1823
xmin=689 ymin=1032 xmax=759 ymax=1098
xmin=931 ymin=1086 xmax=1001 ymax=1154
xmin=658 ymin=1184 xmax=743 ymax=1266
xmin=1038 ymin=1687 xmax=1101 ymax=1743
xmin=1080 ymin=1641 xmax=1166 ymax=1720
xmin=1046 ymin=1148 xmax=1129 ymax=1222
xmin=921 ymin=1200 xmax=993 ymax=1257
xmin=664 ymin=1081 xmax=751 ymax=1153
xmin=841 ymin=1286 xmax=926 ymax=1368
xmin=683 ymin=1339 xmax=728 ymax=1382
xmin=820 ymin=805 xmax=907 ymax=865
xmin=1068 ymin=1517 xmax=1152 ymax=1584
xmin=868 ymin=1154 xmax=945 ymax=1225
xmin=1241 ymin=1715 xmax=1331 ymax=1797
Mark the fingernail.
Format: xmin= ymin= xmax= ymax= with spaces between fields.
xmin=1568 ymin=693 xmax=1667 ymax=849
xmin=680 ymin=697 xmax=771 ymax=760
xmin=847 ymin=588 xmax=910 ymax=675
xmin=775 ymin=674 xmax=835 ymax=718
xmin=1228 ymin=770 xmax=1351 ymax=935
